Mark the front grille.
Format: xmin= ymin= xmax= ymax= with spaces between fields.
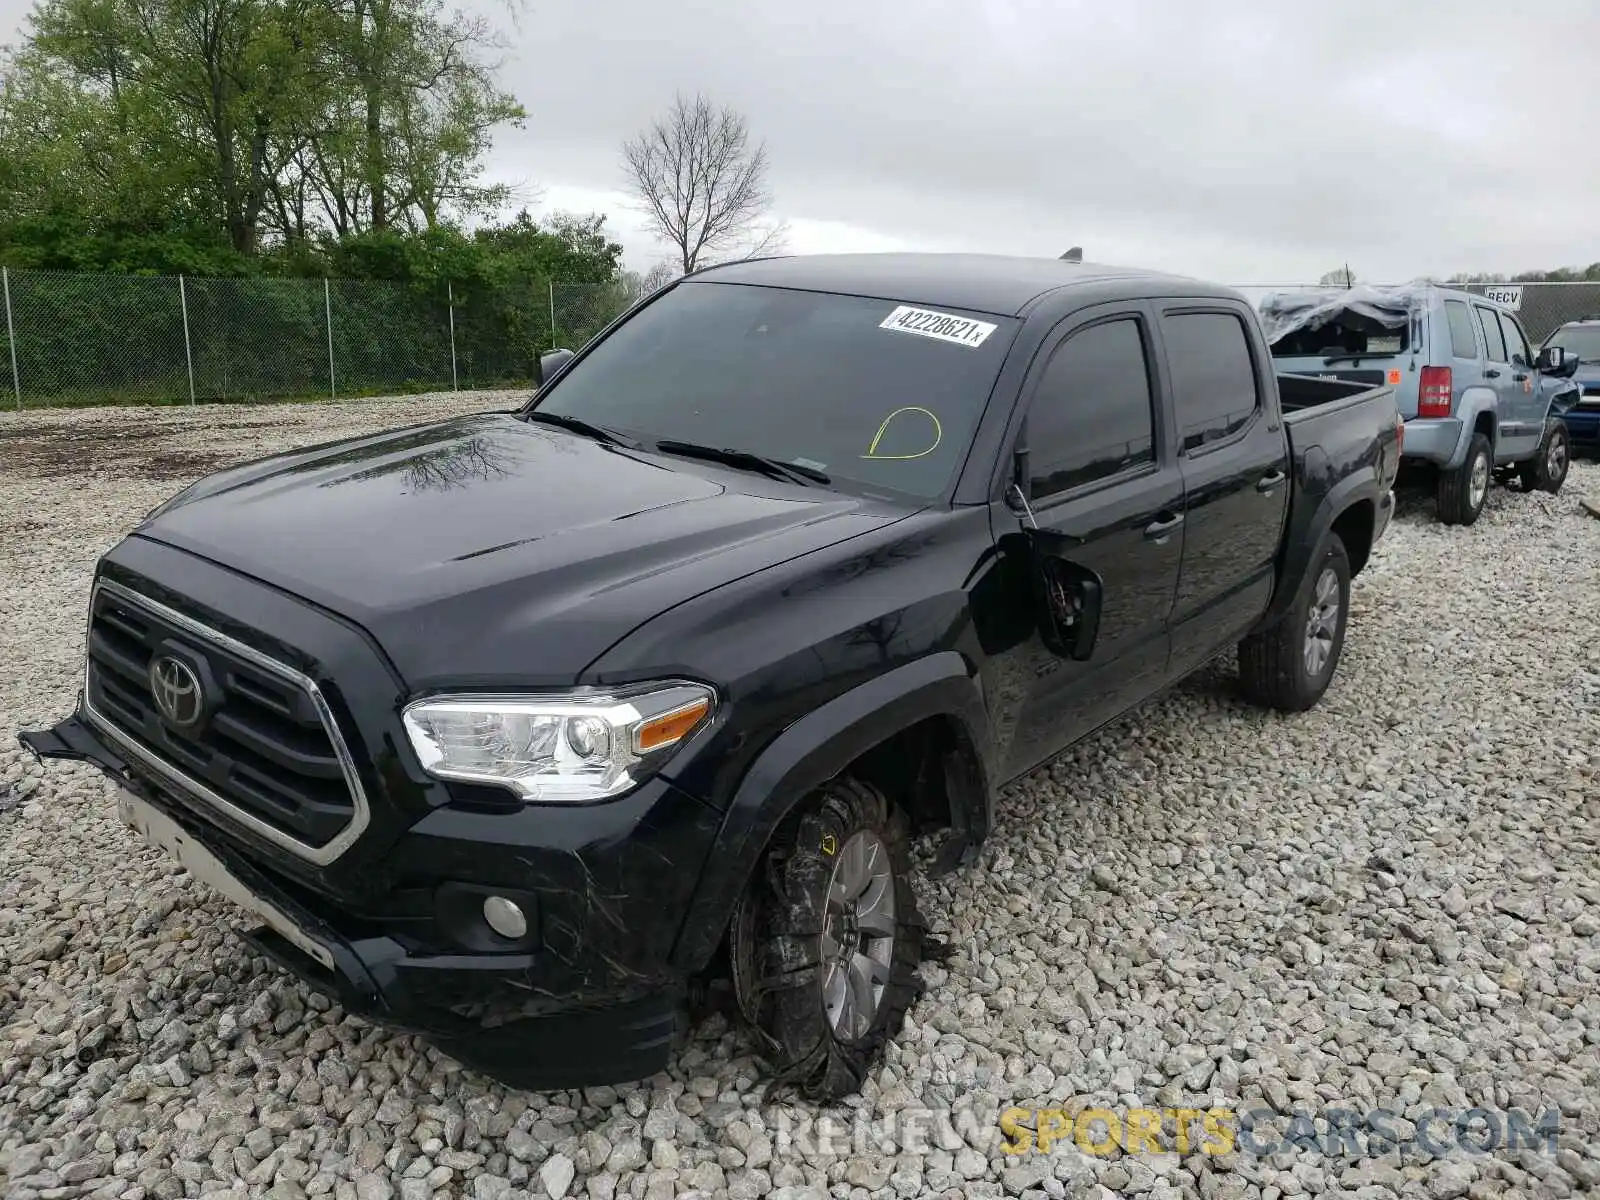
xmin=83 ymin=579 xmax=367 ymax=860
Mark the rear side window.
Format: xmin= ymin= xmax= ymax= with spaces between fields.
xmin=1499 ymin=312 xmax=1532 ymax=365
xmin=1477 ymin=307 xmax=1508 ymax=363
xmin=1163 ymin=312 xmax=1260 ymax=452
xmin=1025 ymin=318 xmax=1155 ymax=500
xmin=1444 ymin=300 xmax=1480 ymax=359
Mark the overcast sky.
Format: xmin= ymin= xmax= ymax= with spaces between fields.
xmin=5 ymin=0 xmax=1597 ymax=283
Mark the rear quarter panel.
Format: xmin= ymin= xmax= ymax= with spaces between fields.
xmin=1266 ymin=382 xmax=1399 ymax=626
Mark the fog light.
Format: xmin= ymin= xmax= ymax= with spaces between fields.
xmin=482 ymin=895 xmax=528 ymax=940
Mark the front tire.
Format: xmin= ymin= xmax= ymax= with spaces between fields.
xmin=730 ymin=776 xmax=926 ymax=1100
xmin=1238 ymin=534 xmax=1351 ymax=713
xmin=1517 ymin=420 xmax=1570 ymax=495
xmin=1437 ymin=432 xmax=1493 ymax=525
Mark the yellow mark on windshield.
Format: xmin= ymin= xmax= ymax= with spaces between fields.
xmin=862 ymin=406 xmax=943 ymax=460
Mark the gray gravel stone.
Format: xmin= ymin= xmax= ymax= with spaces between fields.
xmin=3 ymin=398 xmax=1599 ymax=1200
xmin=538 ymin=1153 xmax=576 ymax=1200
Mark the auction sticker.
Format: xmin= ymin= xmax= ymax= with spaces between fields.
xmin=880 ymin=305 xmax=997 ymax=349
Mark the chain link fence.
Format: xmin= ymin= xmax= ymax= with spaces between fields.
xmin=1237 ymin=280 xmax=1600 ymax=346
xmin=4 ymin=268 xmax=1597 ymax=410
xmin=0 ymin=267 xmax=645 ymax=409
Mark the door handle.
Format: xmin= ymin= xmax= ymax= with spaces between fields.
xmin=1513 ymin=372 xmax=1529 ymax=382
xmin=1484 ymin=368 xmax=1501 ymax=378
xmin=1256 ymin=469 xmax=1287 ymax=493
xmin=1143 ymin=512 xmax=1184 ymax=542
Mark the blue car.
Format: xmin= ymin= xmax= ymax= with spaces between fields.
xmin=1541 ymin=317 xmax=1600 ymax=454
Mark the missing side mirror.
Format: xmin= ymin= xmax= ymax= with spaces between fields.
xmin=1035 ymin=557 xmax=1103 ymax=661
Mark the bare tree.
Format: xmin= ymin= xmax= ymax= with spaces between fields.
xmin=640 ymin=260 xmax=680 ymax=293
xmin=1319 ymin=265 xmax=1358 ymax=288
xmin=621 ymin=92 xmax=786 ymax=274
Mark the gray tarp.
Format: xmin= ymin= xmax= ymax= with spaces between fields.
xmin=1258 ymin=282 xmax=1434 ymax=346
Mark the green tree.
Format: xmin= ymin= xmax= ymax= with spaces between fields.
xmin=24 ymin=0 xmax=321 ymax=256
xmin=289 ymin=0 xmax=524 ymax=237
xmin=3 ymin=0 xmax=525 ymax=262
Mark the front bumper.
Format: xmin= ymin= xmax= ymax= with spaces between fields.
xmin=1566 ymin=404 xmax=1600 ymax=448
xmin=20 ymin=710 xmax=706 ymax=1090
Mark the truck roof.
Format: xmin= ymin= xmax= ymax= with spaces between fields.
xmin=689 ymin=252 xmax=1220 ymax=318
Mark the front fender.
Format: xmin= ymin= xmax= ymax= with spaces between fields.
xmin=1544 ymin=383 xmax=1580 ymax=420
xmin=667 ymin=651 xmax=991 ymax=973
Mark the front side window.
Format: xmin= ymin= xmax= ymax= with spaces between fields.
xmin=1498 ymin=312 xmax=1532 ymax=366
xmin=1024 ymin=318 xmax=1155 ymax=500
xmin=533 ymin=281 xmax=1019 ymax=499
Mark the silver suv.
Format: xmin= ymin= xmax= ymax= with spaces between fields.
xmin=1261 ymin=284 xmax=1580 ymax=525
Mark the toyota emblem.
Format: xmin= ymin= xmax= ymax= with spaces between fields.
xmin=149 ymin=656 xmax=204 ymax=729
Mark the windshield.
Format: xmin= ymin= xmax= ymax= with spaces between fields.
xmin=530 ymin=281 xmax=1018 ymax=499
xmin=1544 ymin=326 xmax=1600 ymax=362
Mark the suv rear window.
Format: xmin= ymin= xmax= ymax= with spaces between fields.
xmin=1269 ymin=313 xmax=1409 ymax=358
xmin=533 ymin=282 xmax=1018 ymax=500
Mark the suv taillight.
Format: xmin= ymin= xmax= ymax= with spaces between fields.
xmin=1418 ymin=365 xmax=1453 ymax=418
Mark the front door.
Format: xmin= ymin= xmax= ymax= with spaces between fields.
xmin=987 ymin=306 xmax=1185 ymax=781
xmin=1498 ymin=309 xmax=1547 ymax=446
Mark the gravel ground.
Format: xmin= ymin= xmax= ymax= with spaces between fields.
xmin=2 ymin=394 xmax=1599 ymax=1200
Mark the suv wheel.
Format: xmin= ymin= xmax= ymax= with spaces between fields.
xmin=1517 ymin=420 xmax=1570 ymax=495
xmin=729 ymin=776 xmax=926 ymax=1100
xmin=1437 ymin=432 xmax=1493 ymax=525
xmin=1237 ymin=533 xmax=1351 ymax=713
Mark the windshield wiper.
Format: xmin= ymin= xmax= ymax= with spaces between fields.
xmin=1321 ymin=353 xmax=1385 ymax=365
xmin=521 ymin=410 xmax=636 ymax=448
xmin=653 ymin=440 xmax=831 ymax=486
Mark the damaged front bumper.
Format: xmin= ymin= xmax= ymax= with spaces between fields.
xmin=20 ymin=711 xmax=698 ymax=1090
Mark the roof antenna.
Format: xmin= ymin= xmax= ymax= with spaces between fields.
xmin=1060 ymin=247 xmax=1083 ymax=263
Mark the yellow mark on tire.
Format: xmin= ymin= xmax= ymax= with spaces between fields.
xmin=820 ymin=834 xmax=838 ymax=856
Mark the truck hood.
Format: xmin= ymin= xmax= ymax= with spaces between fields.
xmin=136 ymin=412 xmax=917 ymax=687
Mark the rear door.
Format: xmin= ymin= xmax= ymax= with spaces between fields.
xmin=1442 ymin=297 xmax=1484 ymax=418
xmin=1158 ymin=303 xmax=1292 ymax=678
xmin=1473 ymin=302 xmax=1523 ymax=459
xmin=994 ymin=303 xmax=1185 ymax=780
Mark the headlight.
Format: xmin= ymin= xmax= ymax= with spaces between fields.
xmin=401 ymin=682 xmax=715 ymax=803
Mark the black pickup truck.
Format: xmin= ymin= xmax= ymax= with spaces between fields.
xmin=23 ymin=254 xmax=1401 ymax=1099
